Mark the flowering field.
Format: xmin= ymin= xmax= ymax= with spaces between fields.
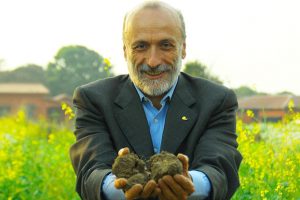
xmin=0 ymin=111 xmax=79 ymax=200
xmin=232 ymin=110 xmax=300 ymax=200
xmin=0 ymin=110 xmax=299 ymax=199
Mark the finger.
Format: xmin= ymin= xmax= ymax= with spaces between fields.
xmin=158 ymin=178 xmax=178 ymax=200
xmin=114 ymin=178 xmax=127 ymax=189
xmin=141 ymin=180 xmax=157 ymax=198
xmin=174 ymin=174 xmax=195 ymax=194
xmin=162 ymin=175 xmax=186 ymax=198
xmin=118 ymin=147 xmax=130 ymax=156
xmin=125 ymin=184 xmax=143 ymax=200
xmin=177 ymin=153 xmax=189 ymax=177
xmin=151 ymin=187 xmax=161 ymax=198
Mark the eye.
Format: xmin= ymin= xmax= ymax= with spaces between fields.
xmin=160 ymin=41 xmax=174 ymax=50
xmin=133 ymin=42 xmax=147 ymax=51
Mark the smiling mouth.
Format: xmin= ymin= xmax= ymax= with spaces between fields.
xmin=143 ymin=70 xmax=166 ymax=79
xmin=145 ymin=71 xmax=165 ymax=76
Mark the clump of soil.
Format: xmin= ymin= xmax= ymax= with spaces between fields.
xmin=126 ymin=173 xmax=150 ymax=189
xmin=112 ymin=151 xmax=183 ymax=189
xmin=112 ymin=153 xmax=149 ymax=189
xmin=112 ymin=153 xmax=146 ymax=179
xmin=148 ymin=151 xmax=183 ymax=182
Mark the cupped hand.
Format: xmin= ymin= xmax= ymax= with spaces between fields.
xmin=157 ymin=153 xmax=195 ymax=200
xmin=114 ymin=147 xmax=160 ymax=200
xmin=115 ymin=178 xmax=159 ymax=200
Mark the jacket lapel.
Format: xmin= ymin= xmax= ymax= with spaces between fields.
xmin=114 ymin=79 xmax=154 ymax=159
xmin=161 ymin=75 xmax=198 ymax=153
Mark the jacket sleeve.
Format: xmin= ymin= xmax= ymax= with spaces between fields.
xmin=192 ymin=89 xmax=242 ymax=200
xmin=70 ymin=86 xmax=117 ymax=200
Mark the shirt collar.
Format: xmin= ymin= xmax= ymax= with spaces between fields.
xmin=134 ymin=78 xmax=178 ymax=103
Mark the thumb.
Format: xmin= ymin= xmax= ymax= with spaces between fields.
xmin=118 ymin=147 xmax=130 ymax=156
xmin=177 ymin=153 xmax=189 ymax=177
xmin=114 ymin=178 xmax=127 ymax=189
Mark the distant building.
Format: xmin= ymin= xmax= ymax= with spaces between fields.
xmin=0 ymin=83 xmax=71 ymax=119
xmin=238 ymin=95 xmax=300 ymax=122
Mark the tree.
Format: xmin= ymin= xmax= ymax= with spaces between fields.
xmin=234 ymin=86 xmax=258 ymax=97
xmin=46 ymin=45 xmax=114 ymax=95
xmin=277 ymin=91 xmax=295 ymax=96
xmin=0 ymin=64 xmax=46 ymax=83
xmin=183 ymin=60 xmax=222 ymax=84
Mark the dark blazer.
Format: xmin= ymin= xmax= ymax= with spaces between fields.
xmin=70 ymin=72 xmax=242 ymax=200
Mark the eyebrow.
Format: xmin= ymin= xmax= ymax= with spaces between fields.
xmin=132 ymin=38 xmax=176 ymax=46
xmin=160 ymin=39 xmax=176 ymax=44
xmin=132 ymin=40 xmax=148 ymax=46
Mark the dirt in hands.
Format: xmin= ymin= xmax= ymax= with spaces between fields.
xmin=148 ymin=151 xmax=183 ymax=182
xmin=112 ymin=153 xmax=149 ymax=189
xmin=112 ymin=153 xmax=146 ymax=179
xmin=112 ymin=151 xmax=183 ymax=190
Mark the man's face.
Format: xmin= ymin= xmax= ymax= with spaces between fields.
xmin=123 ymin=8 xmax=186 ymax=96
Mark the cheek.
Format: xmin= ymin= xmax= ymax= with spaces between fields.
xmin=127 ymin=54 xmax=140 ymax=72
xmin=130 ymin=52 xmax=145 ymax=66
xmin=163 ymin=51 xmax=179 ymax=66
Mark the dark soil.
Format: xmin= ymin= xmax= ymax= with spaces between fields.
xmin=112 ymin=153 xmax=149 ymax=189
xmin=112 ymin=151 xmax=183 ymax=189
xmin=148 ymin=151 xmax=183 ymax=182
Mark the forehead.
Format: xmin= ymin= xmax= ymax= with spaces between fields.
xmin=124 ymin=8 xmax=182 ymax=43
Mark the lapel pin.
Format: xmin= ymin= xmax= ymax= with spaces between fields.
xmin=181 ymin=116 xmax=188 ymax=121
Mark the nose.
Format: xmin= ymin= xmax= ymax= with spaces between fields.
xmin=146 ymin=47 xmax=162 ymax=68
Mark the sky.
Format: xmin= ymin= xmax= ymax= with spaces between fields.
xmin=0 ymin=0 xmax=299 ymax=95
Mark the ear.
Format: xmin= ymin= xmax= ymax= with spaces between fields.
xmin=181 ymin=41 xmax=186 ymax=59
xmin=123 ymin=45 xmax=127 ymax=60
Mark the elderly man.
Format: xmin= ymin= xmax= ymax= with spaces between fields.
xmin=70 ymin=1 xmax=242 ymax=200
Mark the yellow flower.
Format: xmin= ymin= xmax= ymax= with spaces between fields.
xmin=288 ymin=100 xmax=294 ymax=112
xmin=48 ymin=133 xmax=55 ymax=144
xmin=260 ymin=189 xmax=268 ymax=198
xmin=103 ymin=58 xmax=111 ymax=67
xmin=246 ymin=109 xmax=255 ymax=118
xmin=61 ymin=102 xmax=75 ymax=120
xmin=7 ymin=168 xmax=17 ymax=179
xmin=0 ymin=150 xmax=8 ymax=161
xmin=61 ymin=102 xmax=67 ymax=111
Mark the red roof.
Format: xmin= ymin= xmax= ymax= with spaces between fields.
xmin=238 ymin=95 xmax=294 ymax=109
xmin=0 ymin=83 xmax=49 ymax=94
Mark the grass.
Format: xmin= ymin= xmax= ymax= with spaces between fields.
xmin=0 ymin=109 xmax=299 ymax=199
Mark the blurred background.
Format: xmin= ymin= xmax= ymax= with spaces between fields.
xmin=1 ymin=0 xmax=299 ymax=93
xmin=0 ymin=0 xmax=299 ymax=199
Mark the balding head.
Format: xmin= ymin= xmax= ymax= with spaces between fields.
xmin=123 ymin=1 xmax=186 ymax=42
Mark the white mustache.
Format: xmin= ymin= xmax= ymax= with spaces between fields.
xmin=139 ymin=64 xmax=171 ymax=73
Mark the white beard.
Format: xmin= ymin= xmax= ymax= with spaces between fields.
xmin=127 ymin=57 xmax=182 ymax=96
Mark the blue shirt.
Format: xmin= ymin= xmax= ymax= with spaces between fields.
xmin=134 ymin=79 xmax=177 ymax=154
xmin=102 ymin=80 xmax=211 ymax=199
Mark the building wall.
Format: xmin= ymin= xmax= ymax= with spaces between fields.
xmin=0 ymin=93 xmax=61 ymax=119
xmin=238 ymin=109 xmax=286 ymax=123
xmin=258 ymin=110 xmax=286 ymax=120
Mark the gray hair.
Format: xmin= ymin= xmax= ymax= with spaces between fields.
xmin=122 ymin=1 xmax=186 ymax=41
